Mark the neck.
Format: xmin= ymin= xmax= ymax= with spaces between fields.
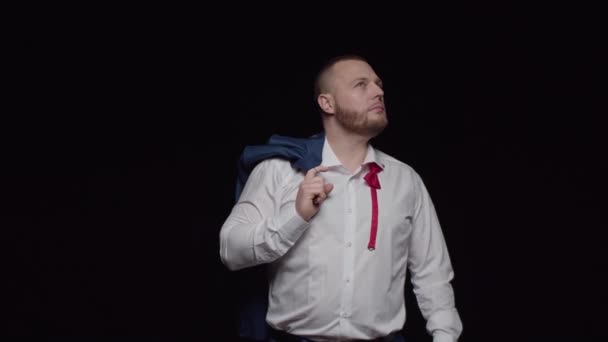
xmin=325 ymin=128 xmax=370 ymax=173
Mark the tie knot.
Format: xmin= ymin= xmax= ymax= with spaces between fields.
xmin=367 ymin=162 xmax=382 ymax=174
xmin=364 ymin=162 xmax=382 ymax=189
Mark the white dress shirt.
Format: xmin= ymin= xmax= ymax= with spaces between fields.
xmin=220 ymin=138 xmax=462 ymax=342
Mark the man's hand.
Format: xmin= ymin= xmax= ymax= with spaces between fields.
xmin=295 ymin=165 xmax=334 ymax=221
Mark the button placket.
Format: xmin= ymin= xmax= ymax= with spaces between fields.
xmin=340 ymin=176 xmax=356 ymax=323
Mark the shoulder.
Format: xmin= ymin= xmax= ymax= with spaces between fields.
xmin=375 ymin=148 xmax=422 ymax=180
xmin=374 ymin=148 xmax=430 ymax=195
xmin=374 ymin=149 xmax=432 ymax=204
xmin=238 ymin=157 xmax=299 ymax=202
xmin=248 ymin=157 xmax=298 ymax=185
xmin=251 ymin=157 xmax=296 ymax=173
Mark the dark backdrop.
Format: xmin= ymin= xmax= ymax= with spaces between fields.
xmin=4 ymin=4 xmax=606 ymax=341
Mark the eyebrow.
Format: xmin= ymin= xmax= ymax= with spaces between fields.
xmin=351 ymin=77 xmax=383 ymax=86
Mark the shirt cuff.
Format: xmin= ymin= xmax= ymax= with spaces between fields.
xmin=278 ymin=204 xmax=310 ymax=245
xmin=433 ymin=331 xmax=457 ymax=342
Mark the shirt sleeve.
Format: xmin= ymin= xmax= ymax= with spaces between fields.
xmin=219 ymin=159 xmax=310 ymax=271
xmin=407 ymin=171 xmax=463 ymax=341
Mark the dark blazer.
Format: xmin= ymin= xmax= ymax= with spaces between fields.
xmin=232 ymin=131 xmax=325 ymax=341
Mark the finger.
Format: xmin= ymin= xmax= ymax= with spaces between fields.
xmin=316 ymin=191 xmax=327 ymax=201
xmin=301 ymin=184 xmax=325 ymax=200
xmin=301 ymin=183 xmax=325 ymax=193
xmin=309 ymin=176 xmax=326 ymax=185
xmin=313 ymin=195 xmax=327 ymax=206
xmin=305 ymin=165 xmax=330 ymax=180
xmin=324 ymin=183 xmax=334 ymax=194
xmin=313 ymin=186 xmax=330 ymax=206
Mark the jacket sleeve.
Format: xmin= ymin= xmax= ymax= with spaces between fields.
xmin=407 ymin=171 xmax=463 ymax=341
xmin=219 ymin=159 xmax=310 ymax=271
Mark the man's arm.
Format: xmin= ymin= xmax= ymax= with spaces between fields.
xmin=407 ymin=171 xmax=463 ymax=342
xmin=219 ymin=159 xmax=310 ymax=271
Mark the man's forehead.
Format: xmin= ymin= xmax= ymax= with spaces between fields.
xmin=331 ymin=60 xmax=378 ymax=81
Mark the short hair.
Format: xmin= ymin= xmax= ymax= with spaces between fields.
xmin=313 ymin=54 xmax=369 ymax=101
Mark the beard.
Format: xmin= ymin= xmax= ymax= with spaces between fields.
xmin=334 ymin=103 xmax=388 ymax=137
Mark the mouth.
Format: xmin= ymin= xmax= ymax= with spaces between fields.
xmin=369 ymin=104 xmax=385 ymax=112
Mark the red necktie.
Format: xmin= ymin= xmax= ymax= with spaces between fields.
xmin=363 ymin=162 xmax=382 ymax=251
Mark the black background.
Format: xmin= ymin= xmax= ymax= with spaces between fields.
xmin=4 ymin=4 xmax=607 ymax=340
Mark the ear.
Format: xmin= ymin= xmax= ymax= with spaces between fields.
xmin=317 ymin=93 xmax=335 ymax=114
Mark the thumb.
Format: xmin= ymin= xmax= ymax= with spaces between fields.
xmin=324 ymin=183 xmax=334 ymax=194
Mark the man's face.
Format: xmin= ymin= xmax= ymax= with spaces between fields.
xmin=328 ymin=60 xmax=388 ymax=137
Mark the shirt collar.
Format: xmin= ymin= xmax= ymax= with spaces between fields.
xmin=321 ymin=137 xmax=385 ymax=172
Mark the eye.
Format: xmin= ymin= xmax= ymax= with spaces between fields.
xmin=356 ymin=81 xmax=366 ymax=87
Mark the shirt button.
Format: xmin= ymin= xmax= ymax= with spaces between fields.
xmin=345 ymin=278 xmax=350 ymax=283
xmin=346 ymin=242 xmax=352 ymax=247
xmin=340 ymin=311 xmax=347 ymax=318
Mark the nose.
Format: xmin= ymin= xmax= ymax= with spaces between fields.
xmin=371 ymin=82 xmax=384 ymax=98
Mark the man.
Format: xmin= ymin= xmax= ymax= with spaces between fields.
xmin=220 ymin=55 xmax=463 ymax=341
